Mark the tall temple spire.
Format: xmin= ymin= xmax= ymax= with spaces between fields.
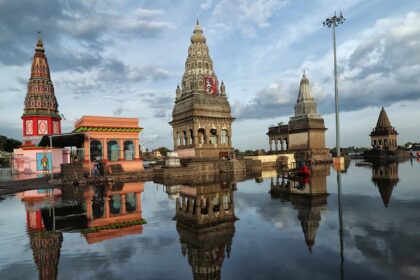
xmin=178 ymin=21 xmax=220 ymax=97
xmin=21 ymin=34 xmax=62 ymax=146
xmin=293 ymin=72 xmax=320 ymax=118
xmin=170 ymin=21 xmax=234 ymax=158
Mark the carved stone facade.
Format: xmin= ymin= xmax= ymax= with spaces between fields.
xmin=267 ymin=73 xmax=331 ymax=162
xmin=170 ymin=21 xmax=234 ymax=158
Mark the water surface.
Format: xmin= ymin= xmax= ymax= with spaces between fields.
xmin=0 ymin=160 xmax=419 ymax=280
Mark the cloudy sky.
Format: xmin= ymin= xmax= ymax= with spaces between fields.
xmin=0 ymin=0 xmax=419 ymax=150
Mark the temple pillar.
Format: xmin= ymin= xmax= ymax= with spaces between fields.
xmin=83 ymin=136 xmax=90 ymax=162
xmin=104 ymin=197 xmax=110 ymax=218
xmin=121 ymin=194 xmax=126 ymax=215
xmin=118 ymin=139 xmax=124 ymax=160
xmin=182 ymin=196 xmax=187 ymax=213
xmin=133 ymin=139 xmax=140 ymax=159
xmin=208 ymin=196 xmax=214 ymax=219
xmin=86 ymin=196 xmax=93 ymax=221
xmin=136 ymin=192 xmax=142 ymax=213
xmin=102 ymin=138 xmax=108 ymax=160
xmin=188 ymin=198 xmax=194 ymax=214
xmin=269 ymin=139 xmax=272 ymax=151
xmin=275 ymin=140 xmax=278 ymax=151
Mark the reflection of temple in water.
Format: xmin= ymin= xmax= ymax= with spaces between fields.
xmin=176 ymin=182 xmax=237 ymax=280
xmin=20 ymin=189 xmax=63 ymax=280
xmin=270 ymin=165 xmax=330 ymax=253
xmin=82 ymin=182 xmax=144 ymax=243
xmin=371 ymin=162 xmax=399 ymax=207
xmin=19 ymin=181 xmax=144 ymax=278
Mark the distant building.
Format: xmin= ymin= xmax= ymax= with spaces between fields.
xmin=370 ymin=107 xmax=398 ymax=151
xmin=267 ymin=73 xmax=330 ymax=162
xmin=364 ymin=107 xmax=409 ymax=161
xmin=170 ymin=21 xmax=234 ymax=158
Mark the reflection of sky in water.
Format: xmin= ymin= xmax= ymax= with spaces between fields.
xmin=0 ymin=160 xmax=419 ymax=279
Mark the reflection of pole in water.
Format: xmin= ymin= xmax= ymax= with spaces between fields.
xmin=337 ymin=171 xmax=344 ymax=279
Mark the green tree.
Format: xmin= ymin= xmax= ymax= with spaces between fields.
xmin=0 ymin=135 xmax=21 ymax=152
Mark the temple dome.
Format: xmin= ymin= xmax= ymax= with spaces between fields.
xmin=190 ymin=20 xmax=206 ymax=44
xmin=376 ymin=107 xmax=392 ymax=128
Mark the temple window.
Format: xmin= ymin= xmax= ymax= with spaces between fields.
xmin=209 ymin=129 xmax=218 ymax=144
xmin=182 ymin=131 xmax=187 ymax=146
xmin=199 ymin=80 xmax=203 ymax=88
xmin=92 ymin=199 xmax=105 ymax=219
xmin=198 ymin=62 xmax=201 ymax=68
xmin=176 ymin=132 xmax=181 ymax=147
xmin=107 ymin=140 xmax=119 ymax=161
xmin=198 ymin=128 xmax=206 ymax=144
xmin=124 ymin=140 xmax=135 ymax=160
xmin=221 ymin=129 xmax=228 ymax=144
xmin=90 ymin=140 xmax=103 ymax=161
xmin=109 ymin=194 xmax=121 ymax=215
xmin=189 ymin=129 xmax=194 ymax=145
xmin=125 ymin=192 xmax=137 ymax=213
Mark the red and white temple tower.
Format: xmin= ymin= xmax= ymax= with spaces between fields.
xmin=22 ymin=33 xmax=61 ymax=147
xmin=13 ymin=34 xmax=67 ymax=176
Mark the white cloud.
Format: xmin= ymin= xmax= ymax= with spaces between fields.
xmin=208 ymin=0 xmax=289 ymax=38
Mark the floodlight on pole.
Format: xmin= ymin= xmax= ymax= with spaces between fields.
xmin=323 ymin=12 xmax=345 ymax=157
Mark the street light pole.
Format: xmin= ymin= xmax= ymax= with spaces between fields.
xmin=324 ymin=12 xmax=345 ymax=158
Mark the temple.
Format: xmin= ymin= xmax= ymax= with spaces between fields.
xmin=269 ymin=164 xmax=329 ymax=252
xmin=267 ymin=73 xmax=330 ymax=162
xmin=22 ymin=33 xmax=61 ymax=147
xmin=13 ymin=34 xmax=145 ymax=176
xmin=13 ymin=35 xmax=67 ymax=176
xmin=370 ymin=107 xmax=398 ymax=150
xmin=176 ymin=181 xmax=236 ymax=279
xmin=364 ymin=107 xmax=409 ymax=160
xmin=371 ymin=162 xmax=399 ymax=207
xmin=170 ymin=21 xmax=234 ymax=158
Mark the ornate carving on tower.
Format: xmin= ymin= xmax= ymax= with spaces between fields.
xmin=170 ymin=21 xmax=234 ymax=158
xmin=21 ymin=33 xmax=61 ymax=146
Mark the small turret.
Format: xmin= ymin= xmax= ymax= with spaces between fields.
xmin=175 ymin=84 xmax=181 ymax=100
xmin=220 ymin=80 xmax=226 ymax=96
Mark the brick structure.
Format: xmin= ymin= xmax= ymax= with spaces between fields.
xmin=170 ymin=21 xmax=234 ymax=158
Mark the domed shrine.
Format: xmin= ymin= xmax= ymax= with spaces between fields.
xmin=170 ymin=21 xmax=234 ymax=158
